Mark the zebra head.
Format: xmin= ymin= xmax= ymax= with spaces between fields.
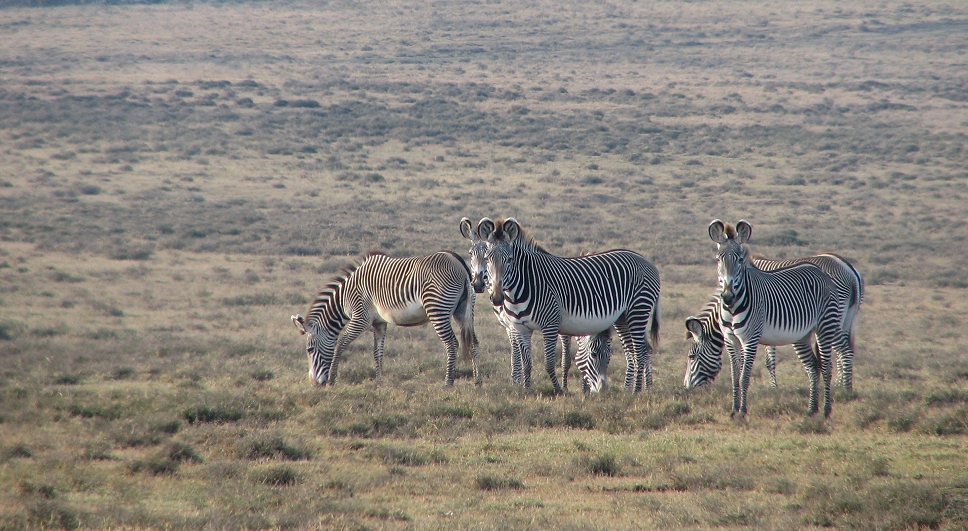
xmin=683 ymin=314 xmax=723 ymax=389
xmin=576 ymin=329 xmax=613 ymax=393
xmin=483 ymin=218 xmax=520 ymax=306
xmin=459 ymin=217 xmax=494 ymax=294
xmin=292 ymin=278 xmax=348 ymax=385
xmin=708 ymin=219 xmax=752 ymax=311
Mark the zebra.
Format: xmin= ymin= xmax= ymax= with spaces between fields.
xmin=482 ymin=218 xmax=660 ymax=393
xmin=460 ymin=217 xmax=597 ymax=390
xmin=291 ymin=251 xmax=480 ymax=387
xmin=704 ymin=219 xmax=851 ymax=418
xmin=753 ymin=253 xmax=863 ymax=390
xmin=574 ymin=327 xmax=613 ymax=393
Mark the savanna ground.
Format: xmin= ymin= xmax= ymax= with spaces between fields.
xmin=1 ymin=0 xmax=967 ymax=529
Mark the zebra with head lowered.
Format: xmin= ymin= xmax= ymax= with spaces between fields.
xmin=460 ymin=217 xmax=611 ymax=392
xmin=482 ymin=218 xmax=660 ymax=394
xmin=754 ymin=253 xmax=863 ymax=390
xmin=291 ymin=251 xmax=480 ymax=387
xmin=705 ymin=219 xmax=851 ymax=418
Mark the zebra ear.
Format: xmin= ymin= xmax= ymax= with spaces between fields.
xmin=459 ymin=217 xmax=475 ymax=241
xmin=478 ymin=217 xmax=495 ymax=241
xmin=735 ymin=220 xmax=752 ymax=243
xmin=708 ymin=219 xmax=727 ymax=244
xmin=685 ymin=317 xmax=703 ymax=339
xmin=291 ymin=315 xmax=307 ymax=335
xmin=502 ymin=218 xmax=520 ymax=242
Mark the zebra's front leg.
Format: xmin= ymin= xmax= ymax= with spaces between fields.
xmin=540 ymin=328 xmax=564 ymax=394
xmin=372 ymin=321 xmax=388 ymax=384
xmin=766 ymin=345 xmax=778 ymax=389
xmin=333 ymin=315 xmax=373 ymax=385
xmin=506 ymin=326 xmax=524 ymax=385
xmin=724 ymin=332 xmax=742 ymax=417
xmin=737 ymin=340 xmax=759 ymax=417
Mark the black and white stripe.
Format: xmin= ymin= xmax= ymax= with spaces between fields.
xmin=707 ymin=219 xmax=851 ymax=418
xmin=461 ymin=217 xmax=597 ymax=391
xmin=291 ymin=251 xmax=479 ymax=387
xmin=483 ymin=218 xmax=660 ymax=393
xmin=754 ymin=254 xmax=863 ymax=389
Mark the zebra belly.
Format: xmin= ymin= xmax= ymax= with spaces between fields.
xmin=376 ymin=300 xmax=428 ymax=327
xmin=558 ymin=311 xmax=622 ymax=336
xmin=756 ymin=321 xmax=814 ymax=346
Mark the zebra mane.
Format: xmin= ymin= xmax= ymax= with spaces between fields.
xmin=722 ymin=222 xmax=738 ymax=240
xmin=494 ymin=218 xmax=550 ymax=254
xmin=304 ymin=259 xmax=362 ymax=324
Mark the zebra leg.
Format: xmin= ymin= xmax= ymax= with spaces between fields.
xmin=793 ymin=341 xmax=821 ymax=416
xmin=737 ymin=341 xmax=758 ymax=417
xmin=372 ymin=321 xmax=388 ymax=384
xmin=836 ymin=330 xmax=854 ymax=390
xmin=513 ymin=326 xmax=535 ymax=389
xmin=627 ymin=297 xmax=657 ymax=392
xmin=506 ymin=327 xmax=524 ymax=385
xmin=427 ymin=313 xmax=461 ymax=387
xmin=560 ymin=335 xmax=572 ymax=392
xmin=724 ymin=332 xmax=742 ymax=417
xmin=613 ymin=319 xmax=636 ymax=391
xmin=817 ymin=336 xmax=835 ymax=418
xmin=333 ymin=315 xmax=373 ymax=385
xmin=540 ymin=328 xmax=564 ymax=394
xmin=766 ymin=345 xmax=778 ymax=389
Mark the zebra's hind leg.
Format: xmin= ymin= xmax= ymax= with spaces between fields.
xmin=560 ymin=335 xmax=572 ymax=392
xmin=372 ymin=322 xmax=388 ymax=384
xmin=766 ymin=345 xmax=778 ymax=388
xmin=613 ymin=319 xmax=636 ymax=391
xmin=428 ymin=315 xmax=461 ymax=387
xmin=793 ymin=341 xmax=821 ymax=416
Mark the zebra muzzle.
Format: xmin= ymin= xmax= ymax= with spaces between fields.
xmin=490 ymin=290 xmax=504 ymax=306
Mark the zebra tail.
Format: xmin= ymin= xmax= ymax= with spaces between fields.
xmin=650 ymin=296 xmax=661 ymax=353
xmin=459 ymin=282 xmax=475 ymax=362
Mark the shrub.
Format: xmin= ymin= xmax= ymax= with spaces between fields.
xmin=582 ymin=453 xmax=621 ymax=476
xmin=475 ymin=475 xmax=525 ymax=490
xmin=182 ymin=406 xmax=244 ymax=424
xmin=254 ymin=465 xmax=300 ymax=486
xmin=563 ymin=411 xmax=595 ymax=430
xmin=236 ymin=435 xmax=312 ymax=461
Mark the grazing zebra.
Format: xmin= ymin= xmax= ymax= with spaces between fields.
xmin=704 ymin=219 xmax=851 ymax=418
xmin=574 ymin=327 xmax=613 ymax=392
xmin=482 ymin=218 xmax=660 ymax=393
xmin=460 ymin=217 xmax=589 ymax=390
xmin=291 ymin=251 xmax=480 ymax=387
xmin=754 ymin=253 xmax=864 ymax=389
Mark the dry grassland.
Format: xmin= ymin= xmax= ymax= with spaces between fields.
xmin=1 ymin=0 xmax=968 ymax=529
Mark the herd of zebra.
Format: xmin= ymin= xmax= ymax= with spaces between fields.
xmin=291 ymin=217 xmax=863 ymax=418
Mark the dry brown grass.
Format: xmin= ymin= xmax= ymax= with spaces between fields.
xmin=1 ymin=0 xmax=967 ymax=529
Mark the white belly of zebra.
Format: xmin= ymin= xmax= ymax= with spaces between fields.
xmin=755 ymin=321 xmax=815 ymax=346
xmin=558 ymin=310 xmax=622 ymax=336
xmin=377 ymin=300 xmax=428 ymax=326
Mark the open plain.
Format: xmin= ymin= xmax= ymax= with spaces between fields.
xmin=1 ymin=0 xmax=967 ymax=529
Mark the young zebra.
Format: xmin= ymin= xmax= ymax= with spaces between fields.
xmin=483 ymin=218 xmax=660 ymax=393
xmin=706 ymin=219 xmax=851 ymax=418
xmin=291 ymin=251 xmax=480 ymax=387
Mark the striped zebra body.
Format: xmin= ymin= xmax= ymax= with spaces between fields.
xmin=707 ymin=220 xmax=850 ymax=418
xmin=461 ymin=217 xmax=592 ymax=390
xmin=483 ymin=218 xmax=660 ymax=393
xmin=291 ymin=251 xmax=480 ymax=387
xmin=754 ymin=254 xmax=863 ymax=389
